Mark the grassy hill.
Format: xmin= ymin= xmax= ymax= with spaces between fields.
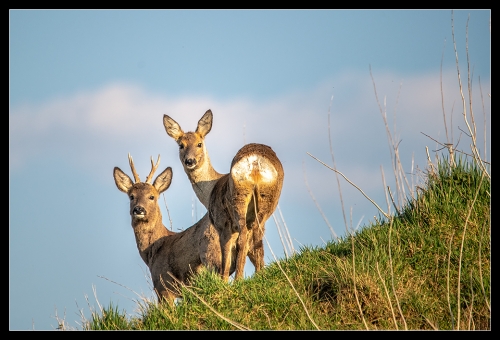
xmin=82 ymin=153 xmax=490 ymax=330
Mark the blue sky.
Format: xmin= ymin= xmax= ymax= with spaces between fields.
xmin=9 ymin=9 xmax=490 ymax=330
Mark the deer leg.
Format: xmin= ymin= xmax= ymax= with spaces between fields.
xmin=249 ymin=189 xmax=266 ymax=273
xmin=251 ymin=221 xmax=265 ymax=272
xmin=235 ymin=218 xmax=249 ymax=280
xmin=219 ymin=221 xmax=237 ymax=282
xmin=246 ymin=229 xmax=259 ymax=270
xmin=155 ymin=274 xmax=178 ymax=305
xmin=233 ymin=191 xmax=252 ymax=280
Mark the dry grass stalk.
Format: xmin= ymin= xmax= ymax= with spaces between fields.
xmin=451 ymin=12 xmax=490 ymax=179
xmin=97 ymin=275 xmax=150 ymax=305
xmin=349 ymin=208 xmax=369 ymax=330
xmin=369 ymin=65 xmax=412 ymax=205
xmin=447 ymin=232 xmax=456 ymax=330
xmin=303 ymin=161 xmax=338 ymax=240
xmin=468 ymin=269 xmax=475 ymax=330
xmin=376 ymin=262 xmax=398 ymax=330
xmin=161 ymin=193 xmax=174 ymax=230
xmin=478 ymin=221 xmax=490 ymax=312
xmin=387 ymin=217 xmax=407 ymax=330
xmin=478 ymin=77 xmax=487 ymax=161
xmin=307 ymin=152 xmax=390 ymax=220
xmin=440 ymin=38 xmax=451 ymax=145
xmin=381 ymin=167 xmax=407 ymax=329
xmin=456 ymin=170 xmax=485 ymax=329
xmin=327 ymin=94 xmax=349 ymax=234
xmin=277 ymin=205 xmax=295 ymax=255
xmin=420 ymin=132 xmax=490 ymax=166
xmin=423 ymin=316 xmax=439 ymax=331
xmin=272 ymin=213 xmax=289 ymax=259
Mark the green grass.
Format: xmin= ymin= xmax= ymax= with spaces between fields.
xmin=83 ymin=155 xmax=490 ymax=330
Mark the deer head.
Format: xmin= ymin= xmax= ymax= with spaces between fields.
xmin=113 ymin=154 xmax=172 ymax=227
xmin=163 ymin=109 xmax=213 ymax=172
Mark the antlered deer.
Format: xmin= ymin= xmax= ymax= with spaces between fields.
xmin=113 ymin=154 xmax=234 ymax=302
xmin=163 ymin=110 xmax=284 ymax=282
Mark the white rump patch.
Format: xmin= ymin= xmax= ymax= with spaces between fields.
xmin=231 ymin=154 xmax=277 ymax=183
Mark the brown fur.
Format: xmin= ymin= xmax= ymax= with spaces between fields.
xmin=113 ymin=154 xmax=234 ymax=303
xmin=163 ymin=110 xmax=284 ymax=281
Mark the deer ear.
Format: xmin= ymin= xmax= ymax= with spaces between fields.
xmin=113 ymin=167 xmax=134 ymax=193
xmin=196 ymin=109 xmax=213 ymax=138
xmin=153 ymin=167 xmax=173 ymax=194
xmin=163 ymin=115 xmax=184 ymax=140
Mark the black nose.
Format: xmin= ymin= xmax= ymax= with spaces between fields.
xmin=133 ymin=206 xmax=146 ymax=215
xmin=185 ymin=158 xmax=196 ymax=167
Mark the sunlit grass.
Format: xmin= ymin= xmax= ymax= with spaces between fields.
xmin=84 ymin=154 xmax=490 ymax=330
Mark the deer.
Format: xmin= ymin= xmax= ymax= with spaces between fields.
xmin=113 ymin=153 xmax=235 ymax=303
xmin=163 ymin=109 xmax=284 ymax=282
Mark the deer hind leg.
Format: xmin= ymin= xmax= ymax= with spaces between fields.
xmin=233 ymin=189 xmax=254 ymax=280
xmin=249 ymin=187 xmax=269 ymax=273
xmin=235 ymin=221 xmax=249 ymax=280
xmin=250 ymin=221 xmax=265 ymax=272
xmin=218 ymin=219 xmax=238 ymax=282
xmin=246 ymin=228 xmax=261 ymax=272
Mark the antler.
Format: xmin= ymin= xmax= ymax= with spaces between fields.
xmin=145 ymin=154 xmax=161 ymax=184
xmin=128 ymin=153 xmax=141 ymax=183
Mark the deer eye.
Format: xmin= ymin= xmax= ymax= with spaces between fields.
xmin=149 ymin=195 xmax=154 ymax=200
xmin=197 ymin=143 xmax=202 ymax=147
xmin=129 ymin=195 xmax=134 ymax=201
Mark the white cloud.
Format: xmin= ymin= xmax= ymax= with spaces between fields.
xmin=9 ymin=69 xmax=490 ymax=211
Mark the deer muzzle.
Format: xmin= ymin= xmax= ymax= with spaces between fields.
xmin=184 ymin=158 xmax=197 ymax=169
xmin=132 ymin=206 xmax=146 ymax=219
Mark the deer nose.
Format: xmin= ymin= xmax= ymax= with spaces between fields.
xmin=133 ymin=206 xmax=146 ymax=216
xmin=185 ymin=158 xmax=196 ymax=167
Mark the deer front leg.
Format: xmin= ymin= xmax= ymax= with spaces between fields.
xmin=154 ymin=274 xmax=178 ymax=305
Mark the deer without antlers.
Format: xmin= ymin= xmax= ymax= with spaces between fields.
xmin=113 ymin=154 xmax=233 ymax=302
xmin=163 ymin=109 xmax=284 ymax=282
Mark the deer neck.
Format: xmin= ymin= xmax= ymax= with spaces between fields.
xmin=187 ymin=154 xmax=224 ymax=208
xmin=132 ymin=214 xmax=172 ymax=266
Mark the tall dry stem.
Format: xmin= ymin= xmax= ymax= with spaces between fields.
xmin=381 ymin=167 xmax=407 ymax=329
xmin=451 ymin=11 xmax=490 ymax=179
xmin=349 ymin=208 xmax=369 ymax=330
xmin=303 ymin=161 xmax=338 ymax=240
xmin=456 ymin=170 xmax=485 ymax=329
xmin=308 ymin=152 xmax=389 ymax=219
xmin=440 ymin=38 xmax=451 ymax=144
xmin=376 ymin=262 xmax=398 ymax=330
xmin=327 ymin=94 xmax=349 ymax=234
xmin=446 ymin=232 xmax=456 ymax=329
xmin=387 ymin=216 xmax=407 ymax=329
xmin=162 ymin=194 xmax=173 ymax=230
xmin=478 ymin=77 xmax=487 ymax=161
xmin=273 ymin=213 xmax=289 ymax=259
xmin=369 ymin=65 xmax=412 ymax=205
xmin=277 ymin=205 xmax=295 ymax=255
xmin=477 ymin=221 xmax=490 ymax=312
xmin=468 ymin=269 xmax=475 ymax=330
